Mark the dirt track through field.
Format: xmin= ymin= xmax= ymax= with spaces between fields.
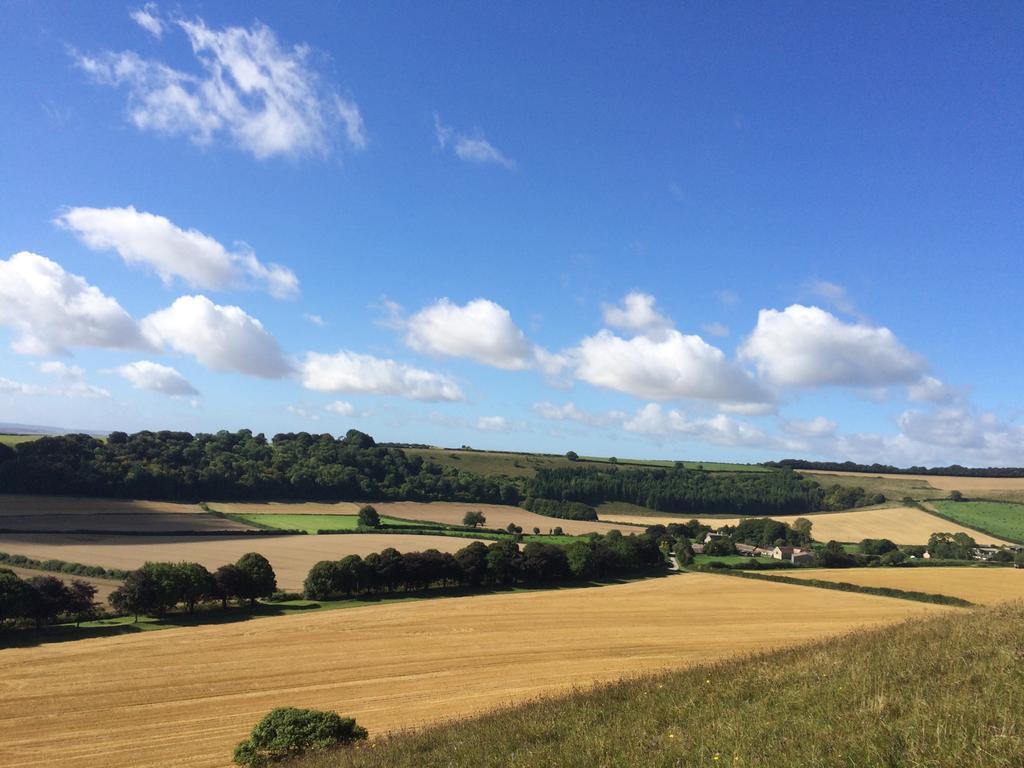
xmin=784 ymin=567 xmax=1024 ymax=605
xmin=0 ymin=573 xmax=947 ymax=768
xmin=598 ymin=505 xmax=1015 ymax=546
xmin=0 ymin=533 xmax=491 ymax=591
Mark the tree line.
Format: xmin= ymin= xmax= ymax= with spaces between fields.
xmin=766 ymin=459 xmax=1024 ymax=479
xmin=304 ymin=531 xmax=666 ymax=600
xmin=0 ymin=569 xmax=100 ymax=627
xmin=527 ymin=466 xmax=880 ymax=516
xmin=0 ymin=429 xmax=521 ymax=504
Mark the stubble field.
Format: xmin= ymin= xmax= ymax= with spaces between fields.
xmin=0 ymin=572 xmax=949 ymax=768
xmin=783 ymin=567 xmax=1024 ymax=606
xmin=0 ymin=532 xmax=492 ymax=591
xmin=598 ymin=505 xmax=1014 ymax=545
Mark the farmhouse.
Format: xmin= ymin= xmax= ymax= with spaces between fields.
xmin=771 ymin=546 xmax=813 ymax=564
xmin=704 ymin=532 xmax=726 ymax=544
xmin=790 ymin=551 xmax=816 ymax=566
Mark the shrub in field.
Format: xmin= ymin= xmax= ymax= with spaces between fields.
xmin=233 ymin=707 xmax=367 ymax=767
xmin=357 ymin=506 xmax=381 ymax=528
xmin=462 ymin=510 xmax=486 ymax=528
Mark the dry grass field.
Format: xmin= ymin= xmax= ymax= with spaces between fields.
xmin=0 ymin=495 xmax=257 ymax=533
xmin=0 ymin=572 xmax=949 ymax=768
xmin=0 ymin=533 xmax=491 ymax=591
xmin=371 ymin=501 xmax=629 ymax=535
xmin=598 ymin=505 xmax=1014 ymax=545
xmin=802 ymin=470 xmax=1024 ymax=494
xmin=3 ymin=565 xmax=122 ymax=602
xmin=784 ymin=567 xmax=1024 ymax=606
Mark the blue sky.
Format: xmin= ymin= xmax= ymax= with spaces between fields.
xmin=1 ymin=1 xmax=1022 ymax=465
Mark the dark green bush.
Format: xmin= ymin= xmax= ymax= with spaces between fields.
xmin=233 ymin=707 xmax=367 ymax=766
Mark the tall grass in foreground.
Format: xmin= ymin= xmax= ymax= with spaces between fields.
xmin=292 ymin=602 xmax=1024 ymax=768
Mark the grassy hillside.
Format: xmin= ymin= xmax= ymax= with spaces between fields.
xmin=928 ymin=500 xmax=1024 ymax=544
xmin=405 ymin=447 xmax=769 ymax=478
xmin=0 ymin=434 xmax=42 ymax=446
xmin=800 ymin=470 xmax=946 ymax=501
xmin=291 ymin=602 xmax=1023 ymax=768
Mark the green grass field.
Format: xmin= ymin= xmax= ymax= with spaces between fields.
xmin=233 ymin=514 xmax=434 ymax=534
xmin=289 ymin=602 xmax=1023 ymax=768
xmin=0 ymin=434 xmax=43 ymax=446
xmin=928 ymin=500 xmax=1024 ymax=544
xmin=693 ymin=554 xmax=777 ymax=566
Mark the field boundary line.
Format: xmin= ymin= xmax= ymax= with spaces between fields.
xmin=690 ymin=566 xmax=974 ymax=607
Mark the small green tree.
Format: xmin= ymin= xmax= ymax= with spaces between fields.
xmin=565 ymin=451 xmax=579 ymax=461
xmin=236 ymin=553 xmax=277 ymax=605
xmin=949 ymin=490 xmax=964 ymax=502
xmin=1015 ymin=551 xmax=1024 ymax=569
xmin=462 ymin=510 xmax=486 ymax=528
xmin=357 ymin=505 xmax=381 ymax=528
xmin=233 ymin=707 xmax=367 ymax=767
xmin=792 ymin=517 xmax=813 ymax=546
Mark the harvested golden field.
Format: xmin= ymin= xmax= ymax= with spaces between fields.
xmin=0 ymin=533 xmax=491 ymax=591
xmin=784 ymin=567 xmax=1024 ymax=606
xmin=3 ymin=566 xmax=122 ymax=602
xmin=372 ymin=501 xmax=628 ymax=535
xmin=801 ymin=470 xmax=1024 ymax=494
xmin=598 ymin=505 xmax=1014 ymax=545
xmin=0 ymin=495 xmax=205 ymax=516
xmin=0 ymin=495 xmax=256 ymax=533
xmin=0 ymin=573 xmax=948 ymax=768
xmin=209 ymin=501 xmax=361 ymax=515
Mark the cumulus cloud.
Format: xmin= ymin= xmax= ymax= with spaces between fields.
xmin=433 ymin=113 xmax=515 ymax=169
xmin=623 ymin=403 xmax=768 ymax=447
xmin=406 ymin=298 xmax=535 ymax=370
xmin=808 ymin=279 xmax=859 ymax=316
xmin=0 ymin=251 xmax=149 ymax=355
xmin=531 ymin=401 xmax=626 ymax=427
xmin=24 ymin=360 xmax=110 ymax=399
xmin=601 ymin=292 xmax=673 ymax=336
xmin=907 ymin=375 xmax=960 ymax=404
xmin=476 ymin=415 xmax=516 ymax=432
xmin=740 ymin=304 xmax=926 ymax=388
xmin=783 ymin=416 xmax=838 ymax=438
xmin=701 ymin=321 xmax=729 ymax=338
xmin=56 ymin=206 xmax=298 ymax=298
xmin=303 ymin=313 xmax=325 ymax=327
xmin=130 ymin=3 xmax=164 ymax=37
xmin=142 ymin=295 xmax=291 ymax=378
xmin=300 ymin=351 xmax=463 ymax=401
xmin=324 ymin=400 xmax=355 ymax=416
xmin=572 ymin=329 xmax=770 ymax=404
xmin=76 ymin=14 xmax=366 ymax=159
xmin=116 ymin=360 xmax=198 ymax=396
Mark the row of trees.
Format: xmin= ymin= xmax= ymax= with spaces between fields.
xmin=304 ymin=532 xmax=666 ymax=600
xmin=0 ymin=569 xmax=99 ymax=627
xmin=527 ymin=466 xmax=878 ymax=516
xmin=521 ymin=497 xmax=598 ymax=521
xmin=109 ymin=553 xmax=277 ymax=621
xmin=0 ymin=429 xmax=521 ymax=504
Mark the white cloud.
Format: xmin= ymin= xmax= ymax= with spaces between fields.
xmin=716 ymin=289 xmax=738 ymax=307
xmin=300 ymin=351 xmax=464 ymax=402
xmin=433 ymin=113 xmax=515 ymax=169
xmin=31 ymin=360 xmax=110 ymax=397
xmin=286 ymin=404 xmax=320 ymax=420
xmin=0 ymin=251 xmax=149 ymax=356
xmin=572 ymin=329 xmax=770 ymax=404
xmin=406 ymin=298 xmax=535 ymax=370
xmin=130 ymin=4 xmax=164 ymax=38
xmin=476 ymin=415 xmax=512 ymax=432
xmin=303 ymin=313 xmax=325 ymax=327
xmin=77 ymin=15 xmax=365 ymax=159
xmin=808 ymin=279 xmax=859 ymax=316
xmin=740 ymin=304 xmax=926 ymax=388
xmin=116 ymin=360 xmax=198 ymax=396
xmin=142 ymin=295 xmax=290 ymax=378
xmin=701 ymin=321 xmax=729 ymax=338
xmin=907 ymin=375 xmax=960 ymax=404
xmin=601 ymin=292 xmax=673 ymax=336
xmin=56 ymin=206 xmax=298 ymax=298
xmin=718 ymin=401 xmax=776 ymax=416
xmin=0 ymin=378 xmax=40 ymax=396
xmin=623 ymin=403 xmax=768 ymax=447
xmin=783 ymin=416 xmax=838 ymax=438
xmin=324 ymin=400 xmax=355 ymax=416
xmin=531 ymin=401 xmax=626 ymax=427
